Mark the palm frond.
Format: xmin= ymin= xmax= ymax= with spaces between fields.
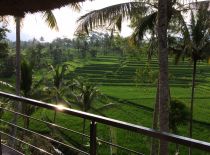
xmin=131 ymin=12 xmax=157 ymax=44
xmin=76 ymin=2 xmax=148 ymax=34
xmin=42 ymin=10 xmax=59 ymax=31
xmin=49 ymin=65 xmax=55 ymax=74
xmin=192 ymin=3 xmax=209 ymax=47
xmin=173 ymin=9 xmax=190 ymax=45
xmin=68 ymin=2 xmax=81 ymax=12
xmin=0 ymin=16 xmax=9 ymax=25
xmin=115 ymin=15 xmax=122 ymax=31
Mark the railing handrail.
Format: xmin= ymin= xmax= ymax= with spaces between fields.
xmin=0 ymin=91 xmax=210 ymax=152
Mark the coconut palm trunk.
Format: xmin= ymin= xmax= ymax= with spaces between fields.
xmin=189 ymin=60 xmax=197 ymax=155
xmin=150 ymin=78 xmax=159 ymax=155
xmin=157 ymin=0 xmax=170 ymax=154
xmin=9 ymin=17 xmax=21 ymax=147
xmin=15 ymin=18 xmax=21 ymax=96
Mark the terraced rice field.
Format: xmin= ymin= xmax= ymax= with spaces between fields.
xmin=2 ymin=56 xmax=209 ymax=154
xmin=64 ymin=56 xmax=210 ymax=154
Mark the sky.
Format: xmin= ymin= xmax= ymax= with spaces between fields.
xmin=6 ymin=0 xmax=133 ymax=42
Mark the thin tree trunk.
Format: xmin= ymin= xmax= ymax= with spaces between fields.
xmin=53 ymin=93 xmax=59 ymax=123
xmin=23 ymin=104 xmax=30 ymax=129
xmin=51 ymin=93 xmax=58 ymax=139
xmin=150 ymin=79 xmax=159 ymax=155
xmin=15 ymin=17 xmax=21 ymax=97
xmin=53 ymin=111 xmax=57 ymax=123
xmin=189 ymin=60 xmax=197 ymax=155
xmin=9 ymin=17 xmax=21 ymax=147
xmin=25 ymin=114 xmax=30 ymax=129
xmin=82 ymin=118 xmax=86 ymax=145
xmin=157 ymin=0 xmax=170 ymax=154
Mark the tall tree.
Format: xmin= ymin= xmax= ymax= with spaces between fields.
xmin=69 ymin=78 xmax=116 ymax=145
xmin=70 ymin=79 xmax=101 ymax=144
xmin=9 ymin=10 xmax=60 ymax=147
xmin=20 ymin=59 xmax=33 ymax=128
xmin=157 ymin=0 xmax=172 ymax=154
xmin=171 ymin=3 xmax=210 ymax=154
xmin=47 ymin=64 xmax=69 ymax=122
xmin=9 ymin=17 xmax=22 ymax=147
xmin=75 ymin=1 xmax=171 ymax=154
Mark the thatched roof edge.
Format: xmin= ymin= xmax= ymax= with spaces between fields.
xmin=0 ymin=0 xmax=87 ymax=17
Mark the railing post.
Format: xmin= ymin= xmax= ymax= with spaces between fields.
xmin=90 ymin=121 xmax=97 ymax=155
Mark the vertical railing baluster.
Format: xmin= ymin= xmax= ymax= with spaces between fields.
xmin=90 ymin=121 xmax=97 ymax=155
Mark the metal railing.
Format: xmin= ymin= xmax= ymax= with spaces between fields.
xmin=0 ymin=91 xmax=210 ymax=155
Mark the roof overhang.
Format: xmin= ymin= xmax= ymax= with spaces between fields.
xmin=0 ymin=0 xmax=87 ymax=17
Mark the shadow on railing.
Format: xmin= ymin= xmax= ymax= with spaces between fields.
xmin=0 ymin=91 xmax=210 ymax=155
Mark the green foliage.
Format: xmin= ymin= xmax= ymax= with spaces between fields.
xmin=70 ymin=77 xmax=101 ymax=111
xmin=21 ymin=60 xmax=32 ymax=96
xmin=0 ymin=27 xmax=9 ymax=58
xmin=89 ymin=46 xmax=98 ymax=58
xmin=50 ymin=64 xmax=69 ymax=90
xmin=173 ymin=3 xmax=210 ymax=62
xmin=169 ymin=99 xmax=190 ymax=133
xmin=42 ymin=64 xmax=70 ymax=109
xmin=50 ymin=46 xmax=63 ymax=65
xmin=0 ymin=26 xmax=14 ymax=77
xmin=1 ymin=55 xmax=210 ymax=155
xmin=0 ymin=55 xmax=15 ymax=78
xmin=25 ymin=44 xmax=45 ymax=69
xmin=76 ymin=2 xmax=147 ymax=34
xmin=135 ymin=63 xmax=158 ymax=84
xmin=131 ymin=12 xmax=157 ymax=43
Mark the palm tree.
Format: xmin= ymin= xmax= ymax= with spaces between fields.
xmin=8 ymin=17 xmax=22 ymax=147
xmin=20 ymin=60 xmax=32 ymax=97
xmin=15 ymin=10 xmax=59 ymax=94
xmin=7 ymin=11 xmax=59 ymax=146
xmin=14 ymin=3 xmax=80 ymax=105
xmin=46 ymin=64 xmax=69 ymax=122
xmin=15 ymin=10 xmax=59 ymax=96
xmin=20 ymin=59 xmax=47 ymax=128
xmin=69 ymin=78 xmax=115 ymax=145
xmin=171 ymin=4 xmax=210 ymax=154
xmin=20 ymin=59 xmax=33 ymax=129
xmin=157 ymin=0 xmax=173 ymax=153
xmin=70 ymin=78 xmax=100 ymax=144
xmin=9 ymin=4 xmax=81 ymax=145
